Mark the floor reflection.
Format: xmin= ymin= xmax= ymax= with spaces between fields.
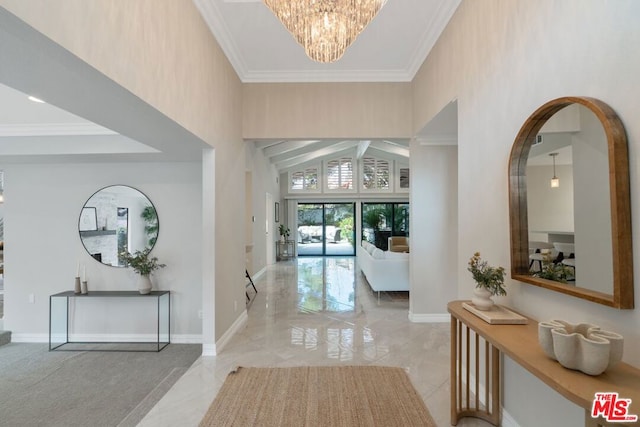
xmin=139 ymin=256 xmax=491 ymax=427
xmin=296 ymin=257 xmax=356 ymax=313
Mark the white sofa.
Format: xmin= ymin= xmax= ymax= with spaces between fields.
xmin=358 ymin=240 xmax=409 ymax=294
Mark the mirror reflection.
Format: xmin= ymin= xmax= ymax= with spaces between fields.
xmin=525 ymin=104 xmax=613 ymax=293
xmin=509 ymin=96 xmax=633 ymax=309
xmin=79 ymin=185 xmax=159 ymax=267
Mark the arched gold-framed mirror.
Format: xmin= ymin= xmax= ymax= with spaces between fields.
xmin=509 ymin=96 xmax=633 ymax=309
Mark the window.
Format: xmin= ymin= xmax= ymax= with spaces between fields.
xmin=399 ymin=167 xmax=410 ymax=189
xmin=361 ymin=202 xmax=409 ymax=250
xmin=362 ymin=157 xmax=390 ymax=190
xmin=326 ymin=157 xmax=353 ymax=190
xmin=290 ymin=167 xmax=318 ymax=191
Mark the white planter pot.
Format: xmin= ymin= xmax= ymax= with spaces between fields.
xmin=138 ymin=275 xmax=152 ymax=295
xmin=471 ymin=287 xmax=494 ymax=311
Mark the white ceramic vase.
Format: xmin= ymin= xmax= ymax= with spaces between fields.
xmin=138 ymin=275 xmax=152 ymax=295
xmin=471 ymin=287 xmax=494 ymax=311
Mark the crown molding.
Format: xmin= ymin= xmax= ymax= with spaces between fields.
xmin=241 ymin=68 xmax=413 ymax=83
xmin=0 ymin=123 xmax=117 ymax=137
xmin=406 ymin=0 xmax=461 ymax=80
xmin=193 ymin=0 xmax=248 ymax=80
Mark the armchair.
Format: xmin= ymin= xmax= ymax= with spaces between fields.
xmin=388 ymin=236 xmax=409 ymax=253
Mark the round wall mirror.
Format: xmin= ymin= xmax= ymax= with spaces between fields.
xmin=79 ymin=185 xmax=159 ymax=267
xmin=508 ymin=97 xmax=633 ymax=309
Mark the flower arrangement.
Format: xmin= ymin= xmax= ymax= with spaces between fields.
xmin=467 ymin=252 xmax=507 ymax=296
xmin=120 ymin=249 xmax=166 ymax=276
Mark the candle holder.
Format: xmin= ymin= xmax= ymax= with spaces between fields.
xmin=81 ymin=281 xmax=88 ymax=294
xmin=74 ymin=277 xmax=82 ymax=294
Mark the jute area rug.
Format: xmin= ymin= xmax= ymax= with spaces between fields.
xmin=199 ymin=366 xmax=436 ymax=427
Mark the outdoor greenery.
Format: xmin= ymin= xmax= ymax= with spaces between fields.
xmin=338 ymin=216 xmax=354 ymax=244
xmin=467 ymin=252 xmax=507 ymax=296
xmin=361 ymin=203 xmax=409 ymax=247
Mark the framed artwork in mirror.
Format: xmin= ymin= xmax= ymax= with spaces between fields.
xmin=508 ymin=96 xmax=633 ymax=309
xmin=79 ymin=207 xmax=97 ymax=231
xmin=275 ymin=202 xmax=280 ymax=222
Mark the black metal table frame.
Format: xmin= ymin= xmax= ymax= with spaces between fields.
xmin=49 ymin=290 xmax=170 ymax=352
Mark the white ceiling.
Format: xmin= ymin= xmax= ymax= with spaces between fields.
xmin=0 ymin=83 xmax=158 ymax=158
xmin=0 ymin=1 xmax=460 ymax=167
xmin=194 ymin=0 xmax=461 ymax=83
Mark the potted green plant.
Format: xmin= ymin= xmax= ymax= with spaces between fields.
xmin=467 ymin=252 xmax=506 ymax=310
xmin=120 ymin=248 xmax=166 ymax=294
xmin=278 ymin=224 xmax=290 ymax=242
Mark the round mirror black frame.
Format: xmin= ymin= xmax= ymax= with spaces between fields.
xmin=78 ymin=185 xmax=159 ymax=267
xmin=508 ymin=96 xmax=633 ymax=309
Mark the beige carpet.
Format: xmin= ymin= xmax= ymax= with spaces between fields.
xmin=200 ymin=366 xmax=436 ymax=427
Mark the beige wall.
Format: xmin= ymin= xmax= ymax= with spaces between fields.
xmin=0 ymin=0 xmax=245 ymax=345
xmin=243 ymin=82 xmax=412 ymax=139
xmin=413 ymin=1 xmax=640 ymax=425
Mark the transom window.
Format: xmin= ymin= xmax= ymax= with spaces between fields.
xmin=326 ymin=157 xmax=353 ymax=190
xmin=290 ymin=167 xmax=318 ymax=191
xmin=362 ymin=157 xmax=390 ymax=190
xmin=399 ymin=166 xmax=410 ymax=189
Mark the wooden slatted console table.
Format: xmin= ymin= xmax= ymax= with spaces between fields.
xmin=448 ymin=300 xmax=640 ymax=426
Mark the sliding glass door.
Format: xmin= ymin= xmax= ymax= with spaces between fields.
xmin=297 ymin=203 xmax=355 ymax=256
xmin=297 ymin=204 xmax=324 ymax=256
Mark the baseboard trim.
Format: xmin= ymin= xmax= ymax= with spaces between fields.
xmin=465 ymin=374 xmax=520 ymax=427
xmin=501 ymin=408 xmax=520 ymax=427
xmin=408 ymin=312 xmax=450 ymax=323
xmin=12 ymin=333 xmax=203 ymax=344
xmin=209 ymin=310 xmax=248 ymax=356
xmin=11 ymin=333 xmax=48 ymax=342
xmin=202 ymin=343 xmax=216 ymax=356
xmin=171 ymin=334 xmax=202 ymax=344
xmin=252 ymin=267 xmax=266 ymax=281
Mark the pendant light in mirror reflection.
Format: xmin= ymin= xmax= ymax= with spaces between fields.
xmin=78 ymin=185 xmax=159 ymax=268
xmin=549 ymin=152 xmax=560 ymax=188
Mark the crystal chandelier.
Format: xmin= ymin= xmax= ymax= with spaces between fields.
xmin=264 ymin=0 xmax=386 ymax=63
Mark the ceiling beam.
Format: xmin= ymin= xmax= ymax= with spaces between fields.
xmin=250 ymin=140 xmax=286 ymax=149
xmin=274 ymin=140 xmax=358 ymax=170
xmin=270 ymin=140 xmax=346 ymax=164
xmin=279 ymin=145 xmax=360 ymax=175
xmin=368 ymin=140 xmax=409 ymax=158
xmin=366 ymin=147 xmax=410 ymax=164
xmin=356 ymin=140 xmax=371 ymax=159
xmin=263 ymin=139 xmax=322 ymax=158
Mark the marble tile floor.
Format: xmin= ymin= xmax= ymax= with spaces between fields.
xmin=139 ymin=257 xmax=491 ymax=427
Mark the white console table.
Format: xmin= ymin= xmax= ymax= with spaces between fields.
xmin=49 ymin=290 xmax=170 ymax=352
